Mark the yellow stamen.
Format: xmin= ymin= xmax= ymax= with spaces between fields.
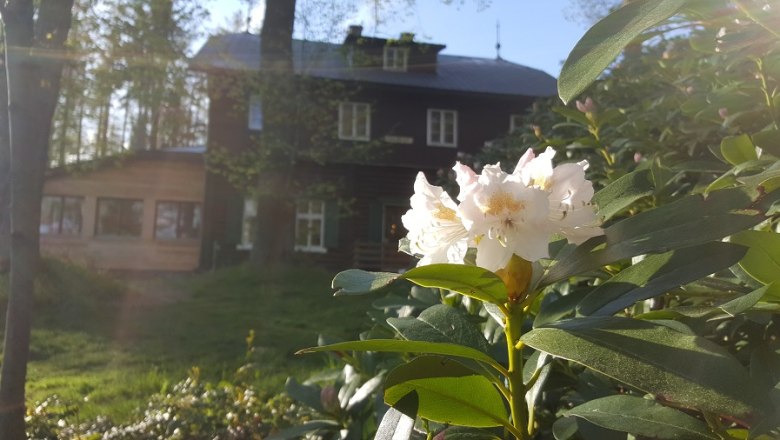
xmin=485 ymin=191 xmax=524 ymax=216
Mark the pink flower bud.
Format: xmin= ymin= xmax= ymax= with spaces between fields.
xmin=718 ymin=108 xmax=729 ymax=119
xmin=320 ymin=385 xmax=339 ymax=412
xmin=634 ymin=152 xmax=643 ymax=163
xmin=575 ymin=97 xmax=596 ymax=114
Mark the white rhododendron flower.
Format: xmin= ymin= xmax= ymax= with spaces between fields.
xmin=514 ymin=147 xmax=602 ymax=244
xmin=457 ymin=163 xmax=551 ymax=270
xmin=402 ymin=147 xmax=602 ymax=271
xmin=401 ymin=172 xmax=469 ymax=266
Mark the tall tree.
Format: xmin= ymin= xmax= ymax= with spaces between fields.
xmin=0 ymin=1 xmax=75 ymax=438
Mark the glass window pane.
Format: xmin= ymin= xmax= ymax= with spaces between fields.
xmin=40 ymin=196 xmax=62 ymax=235
xmin=180 ymin=203 xmax=201 ymax=239
xmin=155 ymin=202 xmax=178 ymax=240
xmin=248 ymin=95 xmax=263 ymax=130
xmin=60 ymin=197 xmax=82 ymax=235
xmin=310 ymin=219 xmax=322 ymax=247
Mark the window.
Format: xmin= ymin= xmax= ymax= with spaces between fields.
xmin=248 ymin=95 xmax=263 ymax=131
xmin=295 ymin=200 xmax=326 ymax=252
xmin=155 ymin=201 xmax=201 ymax=240
xmin=427 ymin=109 xmax=457 ymax=147
xmin=96 ymin=198 xmax=143 ymax=238
xmin=510 ymin=114 xmax=523 ymax=133
xmin=383 ymin=46 xmax=409 ymax=71
xmin=40 ymin=195 xmax=82 ymax=236
xmin=338 ymin=102 xmax=370 ymax=141
xmin=239 ymin=198 xmax=257 ymax=250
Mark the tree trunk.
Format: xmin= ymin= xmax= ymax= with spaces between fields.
xmin=0 ymin=1 xmax=75 ymax=438
xmin=0 ymin=41 xmax=9 ymax=274
xmin=250 ymin=0 xmax=296 ymax=265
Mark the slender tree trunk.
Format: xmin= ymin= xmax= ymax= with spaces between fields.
xmin=76 ymin=98 xmax=83 ymax=162
xmin=250 ymin=0 xmax=296 ymax=265
xmin=0 ymin=1 xmax=75 ymax=438
xmin=57 ymin=68 xmax=72 ymax=166
xmin=0 ymin=42 xmax=9 ymax=274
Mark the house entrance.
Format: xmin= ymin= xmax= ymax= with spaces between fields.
xmin=383 ymin=204 xmax=408 ymax=244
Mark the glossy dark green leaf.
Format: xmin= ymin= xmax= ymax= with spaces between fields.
xmin=543 ymin=187 xmax=772 ymax=285
xmin=433 ymin=427 xmax=502 ymax=440
xmin=719 ymin=285 xmax=770 ymax=316
xmin=400 ymin=264 xmax=507 ymax=305
xmin=384 ymin=356 xmax=509 ymax=428
xmin=592 ymin=169 xmax=655 ymax=221
xmin=558 ymin=0 xmax=688 ymax=103
xmin=387 ymin=304 xmax=490 ymax=353
xmin=565 ymin=395 xmax=718 ymax=440
xmin=721 ymin=134 xmax=758 ymax=166
xmin=752 ymin=129 xmax=780 ymax=157
xmin=332 ymin=269 xmax=399 ymax=296
xmin=520 ymin=317 xmax=770 ymax=418
xmin=730 ymin=230 xmax=780 ymax=285
xmin=578 ymin=242 xmax=747 ymax=316
xmin=298 ymin=339 xmax=503 ymax=373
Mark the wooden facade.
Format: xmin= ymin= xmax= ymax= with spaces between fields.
xmin=190 ymin=30 xmax=558 ymax=271
xmin=41 ymin=151 xmax=206 ymax=271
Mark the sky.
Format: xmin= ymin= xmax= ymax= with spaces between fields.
xmin=207 ymin=0 xmax=590 ymax=78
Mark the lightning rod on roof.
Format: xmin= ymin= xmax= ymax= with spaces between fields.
xmin=496 ymin=20 xmax=502 ymax=60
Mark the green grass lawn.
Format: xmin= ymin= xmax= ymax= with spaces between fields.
xmin=13 ymin=261 xmax=376 ymax=423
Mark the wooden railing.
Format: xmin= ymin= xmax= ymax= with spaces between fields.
xmin=353 ymin=241 xmax=414 ymax=272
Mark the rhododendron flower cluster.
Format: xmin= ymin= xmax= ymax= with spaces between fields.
xmin=401 ymin=147 xmax=602 ymax=272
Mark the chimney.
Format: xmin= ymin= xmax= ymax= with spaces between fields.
xmin=348 ymin=25 xmax=363 ymax=37
xmin=400 ymin=32 xmax=414 ymax=42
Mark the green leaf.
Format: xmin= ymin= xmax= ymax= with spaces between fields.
xmin=553 ymin=106 xmax=591 ymax=126
xmin=730 ymin=230 xmax=780 ymax=285
xmin=543 ymin=187 xmax=773 ymax=285
xmin=752 ymin=129 xmax=780 ymax=157
xmin=400 ymin=264 xmax=508 ymax=305
xmin=565 ymin=395 xmax=718 ymax=440
xmin=592 ymin=169 xmax=655 ymax=222
xmin=558 ymin=0 xmax=688 ymax=103
xmin=433 ymin=427 xmax=502 ymax=440
xmin=387 ymin=304 xmax=490 ymax=353
xmin=721 ymin=134 xmax=758 ymax=166
xmin=332 ymin=269 xmax=399 ymax=296
xmin=384 ymin=356 xmax=509 ymax=428
xmin=520 ymin=317 xmax=770 ymax=418
xmin=719 ymin=285 xmax=770 ymax=316
xmin=297 ymin=339 xmax=504 ymax=374
xmin=577 ymin=242 xmax=747 ymax=316
xmin=284 ymin=378 xmax=324 ymax=412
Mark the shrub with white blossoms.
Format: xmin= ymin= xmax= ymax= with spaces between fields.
xmin=402 ymin=147 xmax=603 ymax=272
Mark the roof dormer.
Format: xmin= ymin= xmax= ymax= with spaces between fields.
xmin=342 ymin=26 xmax=445 ymax=74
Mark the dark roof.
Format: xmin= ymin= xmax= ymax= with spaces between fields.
xmin=46 ymin=146 xmax=205 ymax=178
xmin=190 ymin=32 xmax=557 ymax=98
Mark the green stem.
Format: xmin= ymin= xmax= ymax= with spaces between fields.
xmin=505 ymin=305 xmax=528 ymax=440
xmin=754 ymin=57 xmax=779 ymax=130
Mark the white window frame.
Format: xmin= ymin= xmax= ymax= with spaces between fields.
xmin=295 ymin=200 xmax=326 ymax=253
xmin=510 ymin=114 xmax=523 ymax=133
xmin=338 ymin=102 xmax=371 ymax=141
xmin=248 ymin=95 xmax=263 ymax=131
xmin=383 ymin=46 xmax=409 ymax=71
xmin=427 ymin=109 xmax=458 ymax=147
xmin=237 ymin=198 xmax=257 ymax=250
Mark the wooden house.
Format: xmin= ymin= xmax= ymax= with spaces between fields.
xmin=40 ymin=147 xmax=206 ymax=271
xmin=189 ymin=27 xmax=557 ymax=272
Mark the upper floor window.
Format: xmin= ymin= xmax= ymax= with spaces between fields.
xmin=427 ymin=109 xmax=457 ymax=147
xmin=40 ymin=195 xmax=82 ymax=236
xmin=295 ymin=200 xmax=326 ymax=253
xmin=510 ymin=114 xmax=523 ymax=133
xmin=338 ymin=102 xmax=370 ymax=141
xmin=96 ymin=198 xmax=143 ymax=238
xmin=383 ymin=46 xmax=409 ymax=71
xmin=155 ymin=201 xmax=202 ymax=240
xmin=248 ymin=95 xmax=263 ymax=131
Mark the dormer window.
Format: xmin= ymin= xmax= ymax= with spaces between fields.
xmin=383 ymin=46 xmax=409 ymax=71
